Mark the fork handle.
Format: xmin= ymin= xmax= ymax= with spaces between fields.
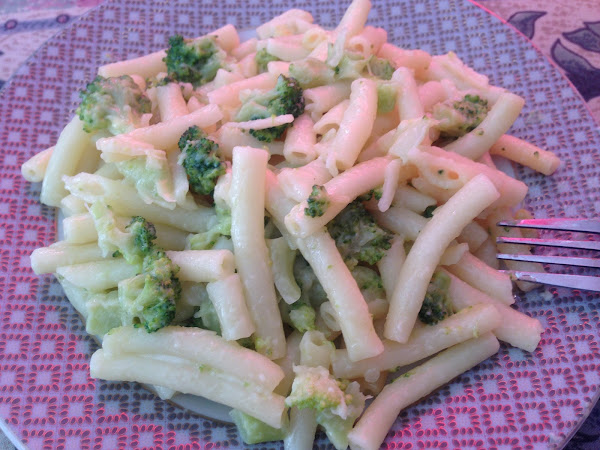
xmin=497 ymin=218 xmax=600 ymax=234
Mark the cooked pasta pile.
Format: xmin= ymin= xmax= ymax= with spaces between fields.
xmin=22 ymin=0 xmax=560 ymax=448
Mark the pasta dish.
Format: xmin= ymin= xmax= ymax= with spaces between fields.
xmin=21 ymin=0 xmax=561 ymax=448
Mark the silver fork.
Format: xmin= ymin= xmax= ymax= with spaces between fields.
xmin=496 ymin=218 xmax=600 ymax=292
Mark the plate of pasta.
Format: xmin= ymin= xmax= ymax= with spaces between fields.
xmin=1 ymin=0 xmax=600 ymax=448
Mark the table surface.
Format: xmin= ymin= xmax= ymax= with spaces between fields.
xmin=0 ymin=0 xmax=599 ymax=449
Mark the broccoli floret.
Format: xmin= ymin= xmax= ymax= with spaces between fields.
xmin=90 ymin=203 xmax=157 ymax=266
xmin=119 ymin=249 xmax=181 ymax=333
xmin=77 ymin=75 xmax=151 ymax=135
xmin=235 ymin=75 xmax=305 ymax=142
xmin=255 ymin=48 xmax=280 ymax=73
xmin=88 ymin=207 xmax=179 ymax=334
xmin=285 ymin=365 xmax=366 ymax=450
xmin=188 ymin=205 xmax=231 ymax=250
xmin=178 ymin=125 xmax=226 ymax=196
xmin=230 ymin=410 xmax=286 ymax=445
xmin=432 ymin=93 xmax=489 ymax=137
xmin=327 ymin=200 xmax=392 ymax=269
xmin=418 ymin=271 xmax=453 ymax=325
xmin=127 ymin=216 xmax=157 ymax=256
xmin=163 ymin=35 xmax=225 ymax=87
xmin=369 ymin=56 xmax=395 ymax=80
xmin=304 ymin=185 xmax=330 ymax=218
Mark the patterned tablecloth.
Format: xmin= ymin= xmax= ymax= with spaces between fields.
xmin=0 ymin=0 xmax=598 ymax=449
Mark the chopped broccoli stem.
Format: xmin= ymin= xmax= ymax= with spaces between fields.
xmin=376 ymin=83 xmax=398 ymax=114
xmin=188 ymin=205 xmax=231 ymax=250
xmin=230 ymin=410 xmax=287 ymax=445
xmin=369 ymin=56 xmax=395 ymax=80
xmin=433 ymin=93 xmax=489 ymax=137
xmin=418 ymin=270 xmax=453 ymax=325
xmin=164 ymin=35 xmax=225 ymax=86
xmin=77 ymin=75 xmax=151 ymax=135
xmin=191 ymin=296 xmax=222 ymax=334
xmin=305 ymin=185 xmax=330 ymax=217
xmin=86 ymin=292 xmax=122 ymax=337
xmin=178 ymin=125 xmax=226 ymax=196
xmin=327 ymin=200 xmax=392 ymax=268
xmin=289 ymin=303 xmax=317 ymax=333
xmin=335 ymin=52 xmax=369 ymax=80
xmin=255 ymin=48 xmax=280 ymax=73
xmin=236 ymin=74 xmax=305 ymax=143
xmin=115 ymin=156 xmax=174 ymax=208
xmin=289 ymin=58 xmax=336 ymax=88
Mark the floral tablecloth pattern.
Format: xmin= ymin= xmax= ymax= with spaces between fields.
xmin=0 ymin=0 xmax=599 ymax=449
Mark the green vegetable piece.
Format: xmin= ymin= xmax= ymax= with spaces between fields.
xmin=164 ymin=35 xmax=224 ymax=86
xmin=116 ymin=156 xmax=174 ymax=208
xmin=433 ymin=93 xmax=490 ymax=137
xmin=255 ymin=48 xmax=280 ymax=73
xmin=90 ymin=202 xmax=156 ymax=266
xmin=376 ymin=82 xmax=398 ymax=114
xmin=85 ymin=292 xmax=122 ymax=337
xmin=289 ymin=58 xmax=336 ymax=88
xmin=305 ymin=184 xmax=330 ymax=217
xmin=188 ymin=206 xmax=232 ymax=250
xmin=119 ymin=249 xmax=181 ymax=333
xmin=230 ymin=410 xmax=287 ymax=445
xmin=423 ymin=204 xmax=437 ymax=218
xmin=285 ymin=366 xmax=366 ymax=450
xmin=369 ymin=56 xmax=395 ymax=80
xmin=77 ymin=75 xmax=151 ymax=135
xmin=127 ymin=216 xmax=158 ymax=256
xmin=178 ymin=125 xmax=226 ymax=196
xmin=357 ymin=188 xmax=383 ymax=202
xmin=327 ymin=200 xmax=392 ymax=268
xmin=418 ymin=270 xmax=453 ymax=325
xmin=289 ymin=304 xmax=317 ymax=333
xmin=235 ymin=75 xmax=305 ymax=143
xmin=193 ymin=295 xmax=222 ymax=334
xmin=335 ymin=52 xmax=369 ymax=80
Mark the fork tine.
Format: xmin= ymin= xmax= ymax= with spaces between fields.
xmin=505 ymin=271 xmax=600 ymax=292
xmin=496 ymin=237 xmax=600 ymax=251
xmin=497 ymin=218 xmax=600 ymax=234
xmin=497 ymin=253 xmax=600 ymax=268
